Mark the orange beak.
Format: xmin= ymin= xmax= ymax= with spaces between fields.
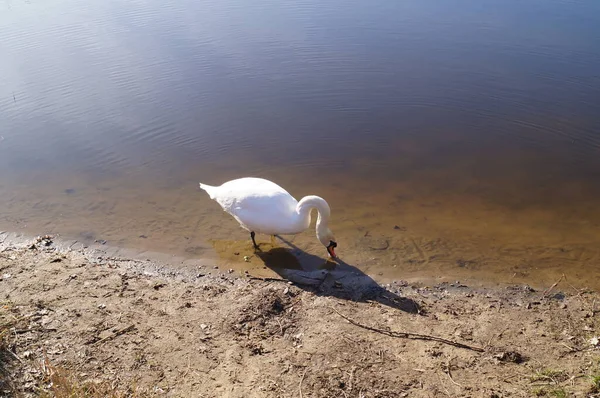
xmin=327 ymin=241 xmax=337 ymax=258
xmin=327 ymin=246 xmax=336 ymax=258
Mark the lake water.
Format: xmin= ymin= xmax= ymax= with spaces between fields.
xmin=1 ymin=0 xmax=600 ymax=289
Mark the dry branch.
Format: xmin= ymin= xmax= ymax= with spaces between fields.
xmin=90 ymin=324 xmax=135 ymax=346
xmin=331 ymin=307 xmax=485 ymax=352
xmin=542 ymin=274 xmax=565 ymax=298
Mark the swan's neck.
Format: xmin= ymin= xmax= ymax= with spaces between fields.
xmin=296 ymin=195 xmax=331 ymax=235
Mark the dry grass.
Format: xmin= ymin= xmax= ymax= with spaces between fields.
xmin=1 ymin=301 xmax=150 ymax=398
xmin=1 ymin=301 xmax=19 ymax=395
xmin=37 ymin=356 xmax=148 ymax=398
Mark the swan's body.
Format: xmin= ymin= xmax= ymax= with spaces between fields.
xmin=199 ymin=177 xmax=337 ymax=257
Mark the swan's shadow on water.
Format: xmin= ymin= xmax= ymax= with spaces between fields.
xmin=255 ymin=237 xmax=420 ymax=314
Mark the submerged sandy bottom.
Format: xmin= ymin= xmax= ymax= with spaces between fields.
xmin=1 ymin=146 xmax=600 ymax=292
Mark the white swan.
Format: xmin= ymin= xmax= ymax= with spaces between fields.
xmin=199 ymin=177 xmax=337 ymax=257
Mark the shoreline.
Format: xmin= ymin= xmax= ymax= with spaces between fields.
xmin=1 ymin=232 xmax=599 ymax=397
xmin=0 ymin=229 xmax=578 ymax=294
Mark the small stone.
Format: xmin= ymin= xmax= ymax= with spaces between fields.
xmin=200 ymin=324 xmax=208 ymax=330
xmin=227 ymin=269 xmax=234 ymax=274
xmin=98 ymin=304 xmax=106 ymax=309
xmin=494 ymin=351 xmax=524 ymax=363
xmin=243 ymin=256 xmax=250 ymax=262
xmin=550 ymin=292 xmax=565 ymax=301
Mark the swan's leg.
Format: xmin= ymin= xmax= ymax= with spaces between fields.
xmin=250 ymin=231 xmax=259 ymax=249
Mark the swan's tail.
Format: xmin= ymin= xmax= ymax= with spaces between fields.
xmin=199 ymin=182 xmax=217 ymax=199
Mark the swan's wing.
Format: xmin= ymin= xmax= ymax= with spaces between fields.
xmin=209 ymin=179 xmax=292 ymax=211
xmin=205 ymin=177 xmax=304 ymax=234
xmin=230 ymin=191 xmax=301 ymax=234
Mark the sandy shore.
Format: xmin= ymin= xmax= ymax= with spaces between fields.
xmin=1 ymin=232 xmax=599 ymax=397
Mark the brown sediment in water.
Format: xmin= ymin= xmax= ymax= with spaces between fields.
xmin=1 ymin=145 xmax=600 ymax=292
xmin=1 ymin=233 xmax=599 ymax=397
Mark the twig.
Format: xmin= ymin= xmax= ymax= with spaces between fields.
xmin=437 ymin=373 xmax=452 ymax=396
xmin=248 ymin=276 xmax=289 ymax=283
xmin=347 ymin=365 xmax=356 ymax=393
xmin=542 ymin=274 xmax=565 ymax=298
xmin=486 ymin=327 xmax=509 ymax=349
xmin=8 ymin=349 xmax=24 ymax=364
xmin=91 ymin=324 xmax=135 ymax=346
xmin=445 ymin=357 xmax=463 ymax=387
xmin=560 ymin=342 xmax=577 ymax=352
xmin=331 ymin=308 xmax=485 ymax=352
xmin=565 ymin=280 xmax=599 ymax=315
xmin=299 ymin=367 xmax=307 ymax=398
xmin=181 ymin=355 xmax=191 ymax=378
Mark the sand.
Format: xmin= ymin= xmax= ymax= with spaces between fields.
xmin=1 ymin=233 xmax=599 ymax=397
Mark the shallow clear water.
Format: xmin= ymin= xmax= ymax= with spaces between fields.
xmin=1 ymin=0 xmax=600 ymax=288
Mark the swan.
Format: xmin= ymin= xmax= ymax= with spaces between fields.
xmin=199 ymin=177 xmax=337 ymax=258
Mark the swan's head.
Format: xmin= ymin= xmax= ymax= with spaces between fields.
xmin=318 ymin=228 xmax=337 ymax=258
